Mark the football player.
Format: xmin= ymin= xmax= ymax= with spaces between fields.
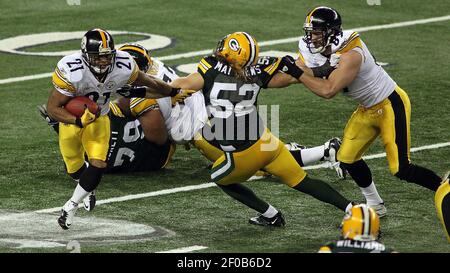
xmin=279 ymin=6 xmax=447 ymax=218
xmin=47 ymin=28 xmax=184 ymax=230
xmin=170 ymin=31 xmax=355 ymax=227
xmin=117 ymin=43 xmax=346 ymax=177
xmin=318 ymin=204 xmax=394 ymax=253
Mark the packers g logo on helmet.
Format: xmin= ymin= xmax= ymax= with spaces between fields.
xmin=341 ymin=204 xmax=380 ymax=241
xmin=215 ymin=31 xmax=259 ymax=70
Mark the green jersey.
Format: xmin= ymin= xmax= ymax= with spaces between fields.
xmin=197 ymin=55 xmax=281 ymax=152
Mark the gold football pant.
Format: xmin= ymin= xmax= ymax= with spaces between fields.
xmin=338 ymin=86 xmax=411 ymax=175
xmin=211 ymin=130 xmax=307 ymax=187
xmin=59 ymin=115 xmax=110 ymax=174
xmin=435 ymin=174 xmax=450 ymax=242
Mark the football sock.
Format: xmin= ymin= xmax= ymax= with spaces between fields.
xmin=262 ymin=205 xmax=278 ymax=218
xmin=70 ymin=183 xmax=90 ymax=204
xmin=78 ymin=165 xmax=105 ymax=192
xmin=341 ymin=160 xmax=373 ymax=188
xmin=68 ymin=162 xmax=87 ymax=182
xmin=361 ymin=182 xmax=384 ymax=206
xmin=293 ymin=176 xmax=350 ymax=211
xmin=298 ymin=146 xmax=324 ymax=166
xmin=216 ymin=183 xmax=270 ymax=213
xmin=395 ymin=163 xmax=441 ymax=191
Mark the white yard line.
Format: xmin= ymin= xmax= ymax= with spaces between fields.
xmin=156 ymin=245 xmax=208 ymax=253
xmin=34 ymin=141 xmax=450 ymax=214
xmin=1 ymin=15 xmax=449 ymax=85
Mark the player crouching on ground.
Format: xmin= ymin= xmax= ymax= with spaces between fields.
xmin=319 ymin=204 xmax=394 ymax=253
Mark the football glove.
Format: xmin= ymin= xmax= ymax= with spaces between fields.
xmin=75 ymin=107 xmax=98 ymax=128
xmin=280 ymin=55 xmax=304 ymax=79
xmin=171 ymin=89 xmax=197 ymax=106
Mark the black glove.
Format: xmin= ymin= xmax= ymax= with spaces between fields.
xmin=280 ymin=55 xmax=304 ymax=79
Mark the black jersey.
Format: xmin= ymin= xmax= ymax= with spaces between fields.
xmin=197 ymin=55 xmax=281 ymax=152
xmin=106 ymin=108 xmax=171 ymax=173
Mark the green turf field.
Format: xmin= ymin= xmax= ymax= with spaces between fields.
xmin=0 ymin=0 xmax=449 ymax=253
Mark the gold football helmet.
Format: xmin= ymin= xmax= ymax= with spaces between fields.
xmin=341 ymin=204 xmax=380 ymax=241
xmin=214 ymin=31 xmax=259 ymax=70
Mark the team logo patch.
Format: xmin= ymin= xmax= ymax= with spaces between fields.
xmin=228 ymin=38 xmax=240 ymax=51
xmin=105 ymin=81 xmax=116 ymax=90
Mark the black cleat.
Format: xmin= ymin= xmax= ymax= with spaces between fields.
xmin=38 ymin=104 xmax=58 ymax=126
xmin=249 ymin=211 xmax=286 ymax=227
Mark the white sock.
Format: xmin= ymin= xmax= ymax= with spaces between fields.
xmin=70 ymin=184 xmax=90 ymax=204
xmin=361 ymin=182 xmax=383 ymax=206
xmin=300 ymin=146 xmax=325 ymax=166
xmin=262 ymin=204 xmax=278 ymax=218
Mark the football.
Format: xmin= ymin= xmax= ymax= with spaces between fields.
xmin=64 ymin=96 xmax=99 ymax=118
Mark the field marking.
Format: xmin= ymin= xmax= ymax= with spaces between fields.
xmin=34 ymin=141 xmax=450 ymax=214
xmin=1 ymin=14 xmax=449 ymax=85
xmin=156 ymin=245 xmax=208 ymax=253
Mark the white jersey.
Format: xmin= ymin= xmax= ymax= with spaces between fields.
xmin=141 ymin=59 xmax=207 ymax=143
xmin=52 ymin=50 xmax=139 ymax=115
xmin=158 ymin=92 xmax=208 ymax=144
xmin=298 ymin=30 xmax=396 ymax=108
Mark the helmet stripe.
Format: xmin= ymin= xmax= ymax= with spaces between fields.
xmin=98 ymin=30 xmax=108 ymax=49
xmin=306 ymin=7 xmax=319 ymax=24
xmin=362 ymin=206 xmax=370 ymax=237
xmin=241 ymin=32 xmax=256 ymax=67
xmin=120 ymin=45 xmax=151 ymax=64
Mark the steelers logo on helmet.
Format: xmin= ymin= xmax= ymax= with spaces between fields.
xmin=81 ymin=28 xmax=116 ymax=75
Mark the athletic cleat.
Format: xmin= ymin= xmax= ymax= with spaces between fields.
xmin=369 ymin=202 xmax=387 ymax=218
xmin=37 ymin=104 xmax=58 ymax=126
xmin=249 ymin=211 xmax=285 ymax=227
xmin=58 ymin=200 xmax=79 ymax=230
xmin=83 ymin=191 xmax=96 ymax=212
xmin=323 ymin=137 xmax=347 ymax=179
xmin=285 ymin=142 xmax=306 ymax=151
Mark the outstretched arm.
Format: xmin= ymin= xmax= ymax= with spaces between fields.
xmin=170 ymin=72 xmax=205 ymax=91
xmin=132 ymin=71 xmax=179 ymax=97
xmin=298 ymin=51 xmax=362 ymax=99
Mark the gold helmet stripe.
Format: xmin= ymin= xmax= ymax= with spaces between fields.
xmin=306 ymin=7 xmax=320 ymax=24
xmin=241 ymin=32 xmax=256 ymax=67
xmin=97 ymin=29 xmax=108 ymax=48
xmin=119 ymin=45 xmax=152 ymax=65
